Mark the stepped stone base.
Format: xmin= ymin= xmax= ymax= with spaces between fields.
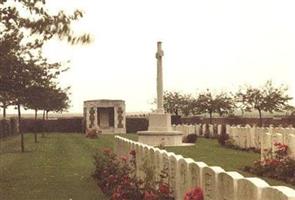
xmin=138 ymin=131 xmax=183 ymax=146
xmin=137 ymin=112 xmax=183 ymax=146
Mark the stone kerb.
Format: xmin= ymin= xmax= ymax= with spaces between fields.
xmin=217 ymin=171 xmax=244 ymax=200
xmin=237 ymin=178 xmax=269 ymax=200
xmin=261 ymin=186 xmax=295 ymax=200
xmin=202 ymin=166 xmax=225 ymax=200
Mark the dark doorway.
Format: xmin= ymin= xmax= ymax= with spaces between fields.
xmin=97 ymin=107 xmax=114 ymax=128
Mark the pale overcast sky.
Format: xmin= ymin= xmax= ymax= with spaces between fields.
xmin=42 ymin=0 xmax=295 ymax=113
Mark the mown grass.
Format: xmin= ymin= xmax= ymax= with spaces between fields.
xmin=0 ymin=133 xmax=116 ymax=200
xmin=1 ymin=133 xmax=294 ymax=200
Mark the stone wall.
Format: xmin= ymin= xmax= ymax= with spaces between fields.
xmin=114 ymin=136 xmax=295 ymax=200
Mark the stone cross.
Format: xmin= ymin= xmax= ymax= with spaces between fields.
xmin=156 ymin=41 xmax=164 ymax=113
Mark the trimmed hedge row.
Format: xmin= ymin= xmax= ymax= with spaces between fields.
xmin=20 ymin=118 xmax=84 ymax=133
xmin=177 ymin=116 xmax=295 ymax=127
xmin=0 ymin=118 xmax=19 ymax=138
xmin=126 ymin=117 xmax=148 ymax=133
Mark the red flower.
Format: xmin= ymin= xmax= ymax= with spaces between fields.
xmin=159 ymin=183 xmax=170 ymax=194
xmin=120 ymin=156 xmax=128 ymax=162
xmin=129 ymin=150 xmax=136 ymax=157
xmin=184 ymin=187 xmax=204 ymax=200
xmin=143 ymin=191 xmax=157 ymax=200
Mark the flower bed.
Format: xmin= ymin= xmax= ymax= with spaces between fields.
xmin=92 ymin=148 xmax=204 ymax=200
xmin=244 ymin=143 xmax=295 ymax=185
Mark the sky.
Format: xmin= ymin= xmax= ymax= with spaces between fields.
xmin=40 ymin=0 xmax=295 ymax=114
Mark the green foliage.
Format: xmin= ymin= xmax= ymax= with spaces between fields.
xmin=92 ymin=148 xmax=175 ymax=200
xmin=236 ymin=81 xmax=293 ymax=125
xmin=245 ymin=143 xmax=295 ymax=185
xmin=183 ymin=133 xmax=198 ymax=143
xmin=163 ymin=91 xmax=194 ymax=116
xmin=194 ymin=89 xmax=234 ymax=121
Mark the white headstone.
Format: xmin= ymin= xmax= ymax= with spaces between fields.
xmin=288 ymin=134 xmax=295 ymax=159
xmin=237 ymin=178 xmax=269 ymax=200
xmin=187 ymin=160 xmax=208 ymax=190
xmin=261 ymin=132 xmax=272 ymax=161
xmin=261 ymin=186 xmax=295 ymax=200
xmin=218 ymin=171 xmax=244 ymax=200
xmin=202 ymin=166 xmax=225 ymax=200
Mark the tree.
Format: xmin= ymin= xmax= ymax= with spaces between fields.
xmin=194 ymin=90 xmax=234 ymax=123
xmin=236 ymin=81 xmax=293 ymax=126
xmin=42 ymin=86 xmax=70 ymax=119
xmin=162 ymin=91 xmax=194 ymax=116
xmin=0 ymin=0 xmax=90 ymax=152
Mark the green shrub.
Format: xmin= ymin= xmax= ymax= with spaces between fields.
xmin=183 ymin=134 xmax=198 ymax=143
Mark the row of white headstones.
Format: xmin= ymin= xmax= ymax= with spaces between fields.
xmin=172 ymin=124 xmax=295 ymax=160
xmin=172 ymin=124 xmax=229 ymax=138
xmin=227 ymin=126 xmax=295 ymax=160
xmin=114 ymin=135 xmax=295 ymax=200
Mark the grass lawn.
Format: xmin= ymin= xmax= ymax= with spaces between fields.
xmin=1 ymin=133 xmax=294 ymax=200
xmin=0 ymin=133 xmax=116 ymax=200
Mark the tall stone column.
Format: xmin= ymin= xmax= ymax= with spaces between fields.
xmin=156 ymin=41 xmax=164 ymax=113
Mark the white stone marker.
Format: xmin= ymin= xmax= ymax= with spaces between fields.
xmin=161 ymin=151 xmax=170 ymax=184
xmin=209 ymin=124 xmax=214 ymax=138
xmin=237 ymin=178 xmax=269 ymax=200
xmin=176 ymin=157 xmax=189 ymax=200
xmin=272 ymin=133 xmax=283 ymax=153
xmin=288 ymin=134 xmax=295 ymax=159
xmin=261 ymin=132 xmax=272 ymax=161
xmin=202 ymin=166 xmax=225 ymax=200
xmin=217 ymin=124 xmax=222 ymax=136
xmin=217 ymin=171 xmax=244 ymax=200
xmin=168 ymin=153 xmax=181 ymax=197
xmin=195 ymin=124 xmax=200 ymax=136
xmin=154 ymin=148 xmax=165 ymax=182
xmin=187 ymin=160 xmax=208 ymax=190
xmin=261 ymin=186 xmax=295 ymax=200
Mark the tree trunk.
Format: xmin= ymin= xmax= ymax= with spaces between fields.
xmin=42 ymin=110 xmax=45 ymax=138
xmin=3 ymin=106 xmax=6 ymax=119
xmin=35 ymin=109 xmax=38 ymax=120
xmin=46 ymin=110 xmax=49 ymax=120
xmin=17 ymin=104 xmax=24 ymax=152
xmin=258 ymin=109 xmax=262 ymax=127
xmin=241 ymin=109 xmax=244 ymax=116
xmin=209 ymin=112 xmax=212 ymax=124
xmin=34 ymin=109 xmax=38 ymax=143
